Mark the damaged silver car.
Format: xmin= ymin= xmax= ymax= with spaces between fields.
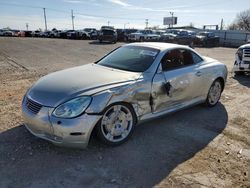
xmin=22 ymin=42 xmax=227 ymax=148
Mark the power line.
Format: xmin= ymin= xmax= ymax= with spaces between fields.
xmin=0 ymin=2 xmax=159 ymax=22
xmin=0 ymin=1 xmax=232 ymax=30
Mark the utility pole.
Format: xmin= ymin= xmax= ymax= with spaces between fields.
xmin=71 ymin=9 xmax=75 ymax=30
xmin=145 ymin=19 xmax=148 ymax=29
xmin=26 ymin=23 xmax=29 ymax=31
xmin=107 ymin=21 xmax=110 ymax=26
xmin=43 ymin=8 xmax=47 ymax=31
xmin=220 ymin=18 xmax=224 ymax=30
xmin=169 ymin=12 xmax=174 ymax=28
xmin=124 ymin=22 xmax=129 ymax=29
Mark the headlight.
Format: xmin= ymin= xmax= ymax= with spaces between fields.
xmin=237 ymin=48 xmax=243 ymax=60
xmin=52 ymin=96 xmax=92 ymax=118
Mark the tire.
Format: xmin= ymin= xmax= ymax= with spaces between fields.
xmin=82 ymin=34 xmax=87 ymax=40
xmin=95 ymin=103 xmax=137 ymax=146
xmin=205 ymin=79 xmax=222 ymax=107
xmin=99 ymin=40 xmax=102 ymax=43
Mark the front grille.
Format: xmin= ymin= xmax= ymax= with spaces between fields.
xmin=243 ymin=61 xmax=250 ymax=64
xmin=243 ymin=48 xmax=250 ymax=60
xmin=26 ymin=98 xmax=42 ymax=114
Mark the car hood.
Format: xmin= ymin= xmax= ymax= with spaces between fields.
xmin=146 ymin=34 xmax=160 ymax=37
xmin=27 ymin=64 xmax=141 ymax=107
xmin=196 ymin=35 xmax=206 ymax=39
xmin=130 ymin=32 xmax=142 ymax=35
xmin=239 ymin=43 xmax=250 ymax=48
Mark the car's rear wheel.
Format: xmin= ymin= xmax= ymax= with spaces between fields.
xmin=205 ymin=79 xmax=222 ymax=107
xmin=96 ymin=103 xmax=136 ymax=146
xmin=82 ymin=34 xmax=87 ymax=40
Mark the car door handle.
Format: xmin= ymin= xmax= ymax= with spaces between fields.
xmin=195 ymin=71 xmax=202 ymax=77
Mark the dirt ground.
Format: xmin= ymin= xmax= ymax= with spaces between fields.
xmin=0 ymin=37 xmax=249 ymax=188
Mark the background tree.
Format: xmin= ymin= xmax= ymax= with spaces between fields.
xmin=228 ymin=9 xmax=250 ymax=31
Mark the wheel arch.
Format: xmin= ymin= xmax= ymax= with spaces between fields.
xmin=215 ymin=77 xmax=225 ymax=92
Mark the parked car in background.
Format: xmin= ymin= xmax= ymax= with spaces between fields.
xmin=128 ymin=29 xmax=160 ymax=42
xmin=22 ymin=42 xmax=227 ymax=148
xmin=32 ymin=30 xmax=41 ymax=37
xmin=175 ymin=30 xmax=196 ymax=46
xmin=17 ymin=31 xmax=26 ymax=37
xmin=11 ymin=30 xmax=20 ymax=37
xmin=117 ymin=29 xmax=138 ymax=42
xmin=58 ymin=30 xmax=74 ymax=39
xmin=39 ymin=31 xmax=51 ymax=38
xmin=83 ymin=28 xmax=98 ymax=39
xmin=0 ymin=29 xmax=5 ymax=36
xmin=233 ymin=43 xmax=250 ymax=75
xmin=49 ymin=30 xmax=61 ymax=38
xmin=3 ymin=30 xmax=14 ymax=37
xmin=116 ymin=29 xmax=124 ymax=41
xmin=101 ymin=26 xmax=115 ymax=30
xmin=161 ymin=29 xmax=196 ymax=46
xmin=98 ymin=27 xmax=117 ymax=43
xmin=67 ymin=30 xmax=90 ymax=40
xmin=194 ymin=32 xmax=220 ymax=47
xmin=159 ymin=33 xmax=177 ymax=43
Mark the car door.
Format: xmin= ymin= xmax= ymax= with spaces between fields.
xmin=151 ymin=48 xmax=204 ymax=113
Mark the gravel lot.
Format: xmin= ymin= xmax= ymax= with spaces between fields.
xmin=0 ymin=37 xmax=249 ymax=188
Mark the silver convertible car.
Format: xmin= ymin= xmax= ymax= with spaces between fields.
xmin=22 ymin=43 xmax=227 ymax=148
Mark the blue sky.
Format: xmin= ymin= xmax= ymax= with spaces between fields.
xmin=0 ymin=0 xmax=249 ymax=30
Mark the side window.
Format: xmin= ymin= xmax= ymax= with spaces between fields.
xmin=182 ymin=50 xmax=194 ymax=66
xmin=161 ymin=49 xmax=184 ymax=71
xmin=191 ymin=52 xmax=203 ymax=64
xmin=161 ymin=49 xmax=202 ymax=71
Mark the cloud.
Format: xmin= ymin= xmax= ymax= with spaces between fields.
xmin=106 ymin=1 xmax=237 ymax=14
xmin=63 ymin=0 xmax=83 ymax=4
xmin=107 ymin=0 xmax=131 ymax=7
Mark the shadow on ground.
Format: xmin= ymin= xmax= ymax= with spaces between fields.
xmin=89 ymin=41 xmax=114 ymax=45
xmin=0 ymin=103 xmax=228 ymax=188
xmin=233 ymin=74 xmax=250 ymax=88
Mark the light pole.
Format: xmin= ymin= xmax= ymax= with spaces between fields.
xmin=145 ymin=19 xmax=149 ymax=29
xmin=71 ymin=9 xmax=75 ymax=30
xmin=43 ymin=8 xmax=47 ymax=31
xmin=124 ymin=22 xmax=129 ymax=29
xmin=169 ymin=12 xmax=174 ymax=28
xmin=26 ymin=23 xmax=29 ymax=31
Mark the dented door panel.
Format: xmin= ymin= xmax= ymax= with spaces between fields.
xmin=152 ymin=64 xmax=204 ymax=113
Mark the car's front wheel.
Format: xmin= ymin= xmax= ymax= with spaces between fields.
xmin=96 ymin=103 xmax=136 ymax=146
xmin=205 ymin=79 xmax=222 ymax=107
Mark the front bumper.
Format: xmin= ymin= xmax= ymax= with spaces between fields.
xmin=98 ymin=35 xmax=116 ymax=42
xmin=128 ymin=36 xmax=139 ymax=41
xmin=233 ymin=60 xmax=250 ymax=72
xmin=22 ymin=97 xmax=102 ymax=148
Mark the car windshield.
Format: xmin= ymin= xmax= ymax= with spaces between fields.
xmin=102 ymin=30 xmax=115 ymax=35
xmin=97 ymin=46 xmax=159 ymax=72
